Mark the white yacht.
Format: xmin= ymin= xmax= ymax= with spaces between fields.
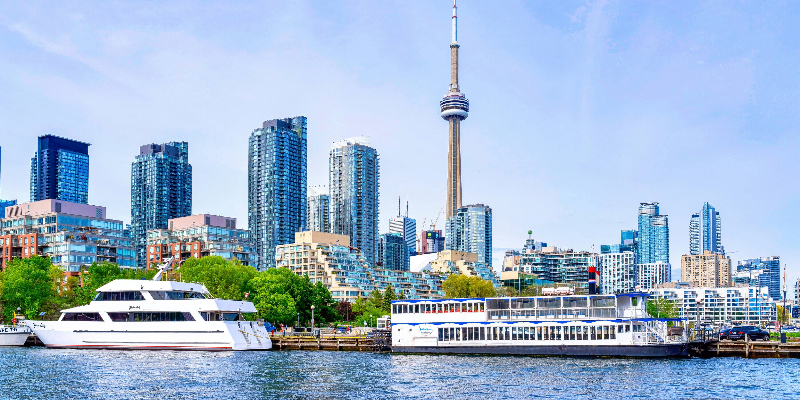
xmin=27 ymin=263 xmax=271 ymax=351
xmin=0 ymin=322 xmax=31 ymax=347
xmin=390 ymin=293 xmax=688 ymax=357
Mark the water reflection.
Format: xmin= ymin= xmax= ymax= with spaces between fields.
xmin=1 ymin=348 xmax=798 ymax=399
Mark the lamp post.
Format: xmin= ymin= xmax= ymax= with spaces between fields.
xmin=370 ymin=314 xmax=373 ymax=328
xmin=297 ymin=312 xmax=300 ymax=328
xmin=311 ymin=305 xmax=316 ymax=330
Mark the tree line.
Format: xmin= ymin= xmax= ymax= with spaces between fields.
xmin=0 ymin=255 xmax=500 ymax=326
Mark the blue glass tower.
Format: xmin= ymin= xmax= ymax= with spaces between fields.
xmin=378 ymin=232 xmax=410 ymax=271
xmin=131 ymin=142 xmax=192 ymax=268
xmin=329 ymin=137 xmax=379 ymax=266
xmin=249 ymin=117 xmax=307 ymax=270
xmin=690 ymin=202 xmax=724 ymax=255
xmin=446 ymin=204 xmax=493 ymax=268
xmin=737 ymin=257 xmax=780 ymax=300
xmin=30 ymin=135 xmax=90 ymax=204
xmin=637 ymin=202 xmax=669 ymax=264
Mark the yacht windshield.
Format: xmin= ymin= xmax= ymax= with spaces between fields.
xmin=94 ymin=292 xmax=144 ymax=301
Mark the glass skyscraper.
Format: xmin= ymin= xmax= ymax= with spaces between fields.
xmin=736 ymin=257 xmax=781 ymax=301
xmin=249 ymin=117 xmax=307 ymax=270
xmin=637 ymin=202 xmax=669 ymax=264
xmin=445 ymin=204 xmax=492 ymax=268
xmin=690 ymin=202 xmax=723 ymax=255
xmin=329 ymin=137 xmax=379 ymax=266
xmin=378 ymin=232 xmax=410 ymax=271
xmin=131 ymin=142 xmax=192 ymax=268
xmin=30 ymin=135 xmax=90 ymax=204
xmin=307 ymin=186 xmax=330 ymax=233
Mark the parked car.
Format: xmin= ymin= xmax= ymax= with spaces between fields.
xmin=727 ymin=326 xmax=770 ymax=341
xmin=718 ymin=328 xmax=733 ymax=340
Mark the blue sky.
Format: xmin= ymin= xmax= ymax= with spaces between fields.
xmin=1 ymin=1 xmax=799 ymax=291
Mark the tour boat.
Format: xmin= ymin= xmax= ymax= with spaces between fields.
xmin=26 ymin=262 xmax=271 ymax=351
xmin=390 ymin=293 xmax=688 ymax=357
xmin=0 ymin=323 xmax=31 ymax=346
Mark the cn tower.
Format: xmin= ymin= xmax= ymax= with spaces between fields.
xmin=441 ymin=0 xmax=469 ymax=220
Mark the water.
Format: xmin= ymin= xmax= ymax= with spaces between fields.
xmin=1 ymin=348 xmax=798 ymax=399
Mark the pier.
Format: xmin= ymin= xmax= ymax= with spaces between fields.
xmin=270 ymin=335 xmax=378 ymax=351
xmin=690 ymin=340 xmax=800 ymax=358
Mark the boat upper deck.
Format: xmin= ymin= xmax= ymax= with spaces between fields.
xmin=391 ymin=293 xmax=652 ymax=324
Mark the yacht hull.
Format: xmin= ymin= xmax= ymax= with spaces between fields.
xmin=27 ymin=320 xmax=272 ymax=351
xmin=0 ymin=326 xmax=31 ymax=347
xmin=393 ymin=344 xmax=689 ymax=357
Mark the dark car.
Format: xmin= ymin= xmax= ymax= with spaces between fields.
xmin=728 ymin=326 xmax=770 ymax=341
xmin=718 ymin=328 xmax=733 ymax=340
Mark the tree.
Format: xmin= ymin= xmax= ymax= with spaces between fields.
xmin=368 ymin=289 xmax=384 ymax=310
xmin=248 ymin=269 xmax=298 ymax=325
xmin=311 ymin=281 xmax=338 ymax=325
xmin=382 ymin=284 xmax=397 ymax=312
xmin=646 ymin=298 xmax=677 ymax=319
xmin=178 ymin=256 xmax=257 ymax=300
xmin=0 ymin=256 xmax=63 ymax=321
xmin=336 ymin=300 xmax=353 ymax=322
xmin=442 ymin=274 xmax=496 ymax=298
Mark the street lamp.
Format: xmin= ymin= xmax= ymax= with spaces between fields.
xmin=370 ymin=314 xmax=373 ymax=328
xmin=311 ymin=305 xmax=316 ymax=330
xmin=297 ymin=312 xmax=300 ymax=328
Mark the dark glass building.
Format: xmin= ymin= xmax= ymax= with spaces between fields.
xmin=248 ymin=117 xmax=307 ymax=270
xmin=30 ymin=135 xmax=90 ymax=204
xmin=378 ymin=232 xmax=410 ymax=271
xmin=130 ymin=142 xmax=192 ymax=268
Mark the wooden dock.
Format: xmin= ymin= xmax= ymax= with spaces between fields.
xmin=691 ymin=340 xmax=800 ymax=358
xmin=270 ymin=336 xmax=375 ymax=351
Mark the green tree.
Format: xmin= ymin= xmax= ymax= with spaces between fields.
xmin=248 ymin=269 xmax=298 ymax=325
xmin=646 ymin=298 xmax=677 ymax=319
xmin=368 ymin=289 xmax=384 ymax=310
xmin=178 ymin=256 xmax=257 ymax=300
xmin=310 ymin=281 xmax=338 ymax=325
xmin=0 ymin=256 xmax=63 ymax=321
xmin=442 ymin=274 xmax=496 ymax=298
xmin=382 ymin=284 xmax=397 ymax=312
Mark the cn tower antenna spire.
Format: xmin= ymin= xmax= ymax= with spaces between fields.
xmin=452 ymin=0 xmax=458 ymax=44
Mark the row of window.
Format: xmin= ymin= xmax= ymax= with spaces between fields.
xmin=393 ymin=302 xmax=485 ymax=314
xmin=108 ymin=312 xmax=195 ymax=322
xmin=437 ymin=324 xmax=638 ymax=342
xmin=94 ymin=292 xmax=144 ymax=301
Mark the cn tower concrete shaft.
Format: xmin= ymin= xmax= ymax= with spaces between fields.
xmin=441 ymin=1 xmax=468 ymax=220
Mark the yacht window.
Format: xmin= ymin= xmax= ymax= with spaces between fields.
xmin=222 ymin=313 xmax=241 ymax=321
xmin=61 ymin=312 xmax=103 ymax=322
xmin=610 ymin=326 xmax=616 ymax=340
xmin=438 ymin=328 xmax=444 ymax=341
xmin=479 ymin=303 xmax=484 ymax=312
xmin=480 ymin=327 xmax=485 ymax=340
xmin=128 ymin=312 xmax=195 ymax=322
xmin=415 ymin=304 xmax=419 ymax=313
xmin=626 ymin=325 xmax=631 ymax=333
xmin=164 ymin=291 xmax=206 ymax=300
xmin=94 ymin=292 xmax=144 ymax=301
xmin=467 ymin=327 xmax=473 ymax=341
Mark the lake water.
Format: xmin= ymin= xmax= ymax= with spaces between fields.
xmin=1 ymin=347 xmax=798 ymax=399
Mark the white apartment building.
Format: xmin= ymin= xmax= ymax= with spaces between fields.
xmin=648 ymin=286 xmax=777 ymax=326
xmin=599 ymin=252 xmax=636 ymax=295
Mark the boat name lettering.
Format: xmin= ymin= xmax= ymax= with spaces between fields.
xmin=0 ymin=327 xmax=20 ymax=333
xmin=32 ymin=322 xmax=46 ymax=329
xmin=129 ymin=306 xmax=141 ymax=310
xmin=419 ymin=326 xmax=435 ymax=336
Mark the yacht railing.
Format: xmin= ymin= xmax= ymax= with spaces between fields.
xmin=632 ymin=320 xmax=684 ymax=345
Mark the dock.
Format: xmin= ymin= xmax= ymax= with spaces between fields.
xmin=270 ymin=335 xmax=378 ymax=351
xmin=690 ymin=340 xmax=800 ymax=358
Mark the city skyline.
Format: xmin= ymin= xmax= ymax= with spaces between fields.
xmin=1 ymin=1 xmax=799 ymax=285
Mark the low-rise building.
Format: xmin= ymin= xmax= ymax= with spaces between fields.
xmin=276 ymin=231 xmax=445 ymax=302
xmin=425 ymin=250 xmax=499 ymax=286
xmin=518 ymin=246 xmax=599 ymax=294
xmin=1 ymin=199 xmax=134 ymax=272
xmin=648 ymin=286 xmax=776 ymax=325
xmin=681 ymin=250 xmax=732 ymax=288
xmin=146 ymin=214 xmax=253 ymax=269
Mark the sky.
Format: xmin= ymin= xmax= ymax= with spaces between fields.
xmin=1 ymin=1 xmax=799 ymax=294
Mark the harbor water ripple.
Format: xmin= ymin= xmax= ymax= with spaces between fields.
xmin=1 ymin=347 xmax=798 ymax=399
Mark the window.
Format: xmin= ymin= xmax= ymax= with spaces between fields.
xmin=129 ymin=312 xmax=195 ymax=322
xmin=93 ymin=292 xmax=144 ymax=301
xmin=61 ymin=312 xmax=103 ymax=321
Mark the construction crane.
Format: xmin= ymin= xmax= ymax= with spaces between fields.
xmin=430 ymin=206 xmax=445 ymax=231
xmin=416 ymin=217 xmax=427 ymax=253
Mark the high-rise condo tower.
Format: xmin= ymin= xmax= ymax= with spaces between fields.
xmin=441 ymin=0 xmax=469 ymax=220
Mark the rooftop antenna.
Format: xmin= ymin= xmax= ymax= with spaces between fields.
xmin=398 ymin=196 xmax=401 ymax=217
xmin=406 ymin=200 xmax=409 ymax=218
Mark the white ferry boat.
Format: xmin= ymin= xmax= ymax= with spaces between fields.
xmin=26 ymin=265 xmax=271 ymax=351
xmin=390 ymin=293 xmax=688 ymax=357
xmin=0 ymin=323 xmax=31 ymax=346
